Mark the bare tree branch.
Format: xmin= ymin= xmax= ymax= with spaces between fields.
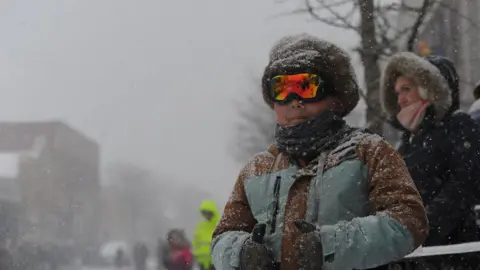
xmin=406 ymin=0 xmax=434 ymax=51
xmin=313 ymin=0 xmax=352 ymax=9
xmin=304 ymin=0 xmax=359 ymax=31
xmin=269 ymin=0 xmax=352 ymax=22
xmin=230 ymin=77 xmax=276 ymax=163
xmin=437 ymin=1 xmax=480 ymax=30
xmin=374 ymin=9 xmax=397 ymax=55
xmin=357 ymin=87 xmax=388 ymax=122
xmin=314 ymin=0 xmax=359 ymax=31
xmin=377 ymin=2 xmax=423 ymax=13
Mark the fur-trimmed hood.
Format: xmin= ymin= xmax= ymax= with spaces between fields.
xmin=380 ymin=52 xmax=459 ymax=122
xmin=262 ymin=33 xmax=360 ymax=117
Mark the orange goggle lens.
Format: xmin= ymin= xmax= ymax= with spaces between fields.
xmin=268 ymin=73 xmax=323 ymax=103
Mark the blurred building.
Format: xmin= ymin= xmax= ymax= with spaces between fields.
xmin=0 ymin=121 xmax=101 ymax=251
xmin=100 ymin=185 xmax=128 ymax=243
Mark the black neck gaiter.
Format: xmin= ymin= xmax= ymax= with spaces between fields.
xmin=274 ymin=110 xmax=352 ymax=159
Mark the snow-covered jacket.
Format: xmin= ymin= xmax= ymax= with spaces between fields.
xmin=212 ymin=131 xmax=428 ymax=270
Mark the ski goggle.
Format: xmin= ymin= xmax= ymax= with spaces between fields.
xmin=268 ymin=73 xmax=326 ymax=104
xmin=201 ymin=210 xmax=214 ymax=216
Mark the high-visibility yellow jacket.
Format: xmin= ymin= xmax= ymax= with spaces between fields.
xmin=193 ymin=200 xmax=219 ymax=268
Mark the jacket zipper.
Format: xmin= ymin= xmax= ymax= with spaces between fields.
xmin=270 ymin=176 xmax=281 ymax=234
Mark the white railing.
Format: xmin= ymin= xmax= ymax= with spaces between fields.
xmin=405 ymin=242 xmax=480 ymax=258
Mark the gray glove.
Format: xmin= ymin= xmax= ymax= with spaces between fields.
xmin=294 ymin=220 xmax=324 ymax=270
xmin=239 ymin=223 xmax=276 ymax=270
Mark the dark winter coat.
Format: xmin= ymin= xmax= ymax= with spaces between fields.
xmin=0 ymin=247 xmax=13 ymax=270
xmin=163 ymin=247 xmax=193 ymax=270
xmin=380 ymin=52 xmax=480 ymax=268
xmin=162 ymin=230 xmax=193 ymax=270
xmin=133 ymin=243 xmax=149 ymax=270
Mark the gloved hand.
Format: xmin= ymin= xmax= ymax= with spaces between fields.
xmin=294 ymin=220 xmax=324 ymax=270
xmin=239 ymin=223 xmax=276 ymax=270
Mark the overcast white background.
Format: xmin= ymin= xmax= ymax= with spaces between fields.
xmin=0 ymin=0 xmax=363 ymax=203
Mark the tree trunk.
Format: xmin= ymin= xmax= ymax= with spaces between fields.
xmin=357 ymin=0 xmax=383 ymax=135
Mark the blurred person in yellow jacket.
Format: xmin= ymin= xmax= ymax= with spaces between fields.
xmin=193 ymin=200 xmax=219 ymax=270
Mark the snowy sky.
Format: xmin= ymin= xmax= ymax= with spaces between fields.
xmin=0 ymin=0 xmax=363 ymax=203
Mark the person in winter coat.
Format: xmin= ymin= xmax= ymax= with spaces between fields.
xmin=114 ymin=248 xmax=130 ymax=269
xmin=132 ymin=242 xmax=149 ymax=270
xmin=380 ymin=52 xmax=480 ymax=268
xmin=156 ymin=238 xmax=167 ymax=270
xmin=162 ymin=229 xmax=193 ymax=270
xmin=211 ymin=33 xmax=428 ymax=270
xmin=468 ymin=80 xmax=480 ymax=123
xmin=193 ymin=200 xmax=219 ymax=270
xmin=0 ymin=246 xmax=13 ymax=270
